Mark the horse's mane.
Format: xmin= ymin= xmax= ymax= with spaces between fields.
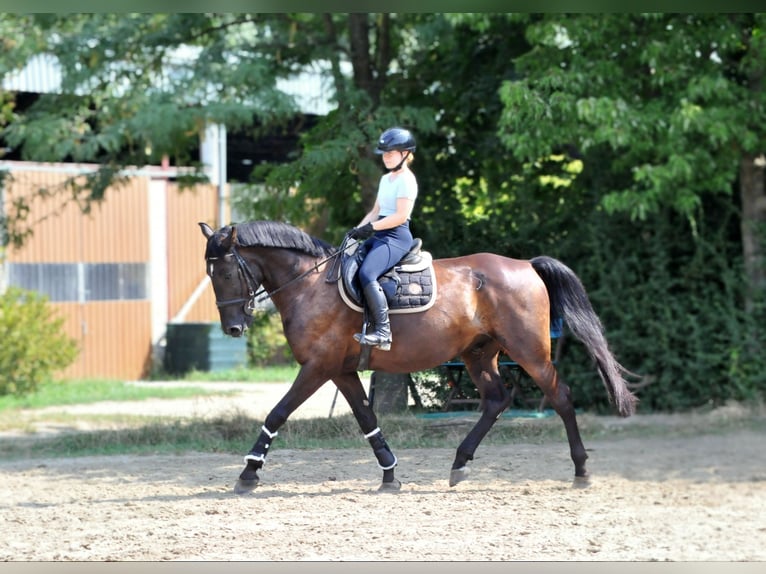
xmin=233 ymin=220 xmax=337 ymax=258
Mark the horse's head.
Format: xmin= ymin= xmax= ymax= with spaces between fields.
xmin=200 ymin=222 xmax=260 ymax=337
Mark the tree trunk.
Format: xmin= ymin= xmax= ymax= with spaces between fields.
xmin=739 ymin=153 xmax=766 ymax=311
xmin=347 ymin=14 xmax=389 ymax=211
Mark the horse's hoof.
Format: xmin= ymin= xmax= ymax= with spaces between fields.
xmin=572 ymin=475 xmax=591 ymax=489
xmin=449 ymin=466 xmax=470 ymax=487
xmin=378 ymin=479 xmax=402 ymax=492
xmin=234 ymin=478 xmax=260 ymax=495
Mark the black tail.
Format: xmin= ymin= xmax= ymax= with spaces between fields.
xmin=531 ymin=255 xmax=638 ymax=417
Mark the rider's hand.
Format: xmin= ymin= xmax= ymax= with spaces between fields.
xmin=348 ymin=222 xmax=375 ymax=240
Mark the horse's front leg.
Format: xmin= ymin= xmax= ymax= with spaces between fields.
xmin=333 ymin=372 xmax=401 ymax=492
xmin=449 ymin=363 xmax=511 ymax=487
xmin=235 ymin=369 xmax=326 ymax=494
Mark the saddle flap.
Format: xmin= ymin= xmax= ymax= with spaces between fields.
xmin=340 ymin=241 xmax=365 ymax=303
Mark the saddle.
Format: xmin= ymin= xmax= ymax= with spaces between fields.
xmin=329 ymin=238 xmax=437 ymax=314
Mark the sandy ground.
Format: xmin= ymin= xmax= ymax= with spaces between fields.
xmin=1 ymin=383 xmax=765 ymax=562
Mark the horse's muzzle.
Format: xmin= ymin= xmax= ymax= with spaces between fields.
xmin=226 ymin=324 xmax=246 ymax=338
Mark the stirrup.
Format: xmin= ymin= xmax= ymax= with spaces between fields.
xmin=354 ymin=332 xmax=392 ymax=351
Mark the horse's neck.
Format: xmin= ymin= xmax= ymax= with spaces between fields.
xmin=245 ymin=246 xmax=314 ymax=296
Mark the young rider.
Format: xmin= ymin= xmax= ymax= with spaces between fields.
xmin=347 ymin=126 xmax=419 ymax=351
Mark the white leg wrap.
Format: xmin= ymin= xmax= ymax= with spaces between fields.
xmin=244 ymin=453 xmax=266 ymax=464
xmin=364 ymin=427 xmax=381 ymax=439
xmin=262 ymin=425 xmax=278 ymax=439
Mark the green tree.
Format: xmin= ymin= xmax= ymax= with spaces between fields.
xmin=3 ymin=13 xmax=763 ymax=410
xmin=495 ymin=14 xmax=766 ymax=409
xmin=0 ymin=13 xmax=439 ymax=241
xmin=498 ymin=13 xmax=766 ymax=306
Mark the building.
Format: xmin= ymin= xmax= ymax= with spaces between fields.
xmin=1 ymin=50 xmax=332 ymax=380
xmin=1 ymin=160 xmax=223 ymax=379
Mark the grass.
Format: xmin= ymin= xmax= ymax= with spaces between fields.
xmin=0 ymin=379 xmax=231 ymax=413
xmin=0 ymin=410 xmax=567 ymax=460
xmin=2 ymin=402 xmax=765 ymax=462
xmin=0 ymin=364 xmax=303 ymax=414
xmin=1 ymin=368 xmax=764 ymax=461
xmin=161 ymin=364 xmax=301 ymax=383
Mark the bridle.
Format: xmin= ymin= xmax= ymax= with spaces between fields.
xmin=207 ymin=240 xmax=355 ymax=317
xmin=208 ymin=245 xmax=263 ymax=317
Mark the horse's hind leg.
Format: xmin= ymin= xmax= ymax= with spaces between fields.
xmin=449 ymin=354 xmax=512 ymax=486
xmin=526 ymin=360 xmax=590 ymax=486
xmin=334 ymin=372 xmax=401 ymax=492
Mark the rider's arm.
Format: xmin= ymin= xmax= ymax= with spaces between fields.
xmin=371 ymin=197 xmax=414 ymax=230
xmin=358 ymin=201 xmax=381 ymax=227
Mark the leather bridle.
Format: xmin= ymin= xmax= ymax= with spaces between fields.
xmin=207 ymin=245 xmax=263 ymax=317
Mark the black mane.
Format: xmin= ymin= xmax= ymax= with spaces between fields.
xmin=233 ymin=220 xmax=336 ymax=258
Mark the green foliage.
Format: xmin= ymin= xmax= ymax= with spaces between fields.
xmin=0 ymin=287 xmax=79 ymax=397
xmin=3 ymin=13 xmax=766 ymax=414
xmin=498 ymin=13 xmax=765 ymax=221
xmin=245 ymin=309 xmax=293 ymax=367
xmin=554 ymin=195 xmax=766 ymax=413
xmin=485 ymin=13 xmax=766 ymax=412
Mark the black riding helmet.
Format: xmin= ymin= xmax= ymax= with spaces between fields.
xmin=375 ymin=127 xmax=416 ymax=154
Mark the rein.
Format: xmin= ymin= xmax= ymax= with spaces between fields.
xmin=211 ymin=239 xmax=357 ymax=314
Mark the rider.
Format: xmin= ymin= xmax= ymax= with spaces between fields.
xmin=347 ymin=126 xmax=419 ymax=351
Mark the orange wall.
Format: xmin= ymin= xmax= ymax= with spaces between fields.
xmin=5 ymin=166 xmax=149 ymax=263
xmin=166 ymin=182 xmax=220 ymax=323
xmin=2 ymin=162 xmax=223 ymax=379
xmin=54 ymin=301 xmax=153 ymax=380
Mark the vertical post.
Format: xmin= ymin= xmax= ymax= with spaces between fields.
xmin=148 ymin=176 xmax=169 ymax=369
xmin=0 ymin=169 xmax=6 ymax=295
xmin=217 ymin=123 xmax=227 ymax=228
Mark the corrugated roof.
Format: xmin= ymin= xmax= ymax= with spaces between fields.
xmin=2 ymin=53 xmax=62 ymax=94
xmin=2 ymin=52 xmax=337 ymax=115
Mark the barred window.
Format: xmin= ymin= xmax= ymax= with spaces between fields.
xmin=7 ymin=262 xmax=148 ymax=302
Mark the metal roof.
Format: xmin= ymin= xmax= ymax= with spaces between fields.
xmin=2 ymin=54 xmax=63 ymax=94
xmin=2 ymin=53 xmax=336 ymax=116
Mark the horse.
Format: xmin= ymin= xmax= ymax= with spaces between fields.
xmin=199 ymin=220 xmax=638 ymax=494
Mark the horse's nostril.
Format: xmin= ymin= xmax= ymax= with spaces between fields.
xmin=228 ymin=326 xmax=243 ymax=337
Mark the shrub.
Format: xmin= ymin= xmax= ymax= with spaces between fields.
xmin=0 ymin=287 xmax=79 ymax=396
xmin=246 ymin=308 xmax=293 ymax=367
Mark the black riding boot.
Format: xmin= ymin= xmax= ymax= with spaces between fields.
xmin=354 ymin=281 xmax=392 ymax=351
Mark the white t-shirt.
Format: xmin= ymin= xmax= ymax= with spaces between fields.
xmin=377 ymin=171 xmax=418 ymax=217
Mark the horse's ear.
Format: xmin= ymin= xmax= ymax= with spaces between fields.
xmin=199 ymin=222 xmax=214 ymax=239
xmin=216 ymin=225 xmax=236 ymax=250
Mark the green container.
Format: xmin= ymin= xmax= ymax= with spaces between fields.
xmin=164 ymin=322 xmax=248 ymax=375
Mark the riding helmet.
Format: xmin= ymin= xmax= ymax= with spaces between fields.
xmin=375 ymin=127 xmax=416 ymax=154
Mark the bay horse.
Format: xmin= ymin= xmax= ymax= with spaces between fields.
xmin=200 ymin=220 xmax=638 ymax=494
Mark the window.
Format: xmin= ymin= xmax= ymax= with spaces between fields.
xmin=7 ymin=262 xmax=148 ymax=302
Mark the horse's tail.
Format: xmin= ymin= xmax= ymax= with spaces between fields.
xmin=530 ymin=255 xmax=638 ymax=417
